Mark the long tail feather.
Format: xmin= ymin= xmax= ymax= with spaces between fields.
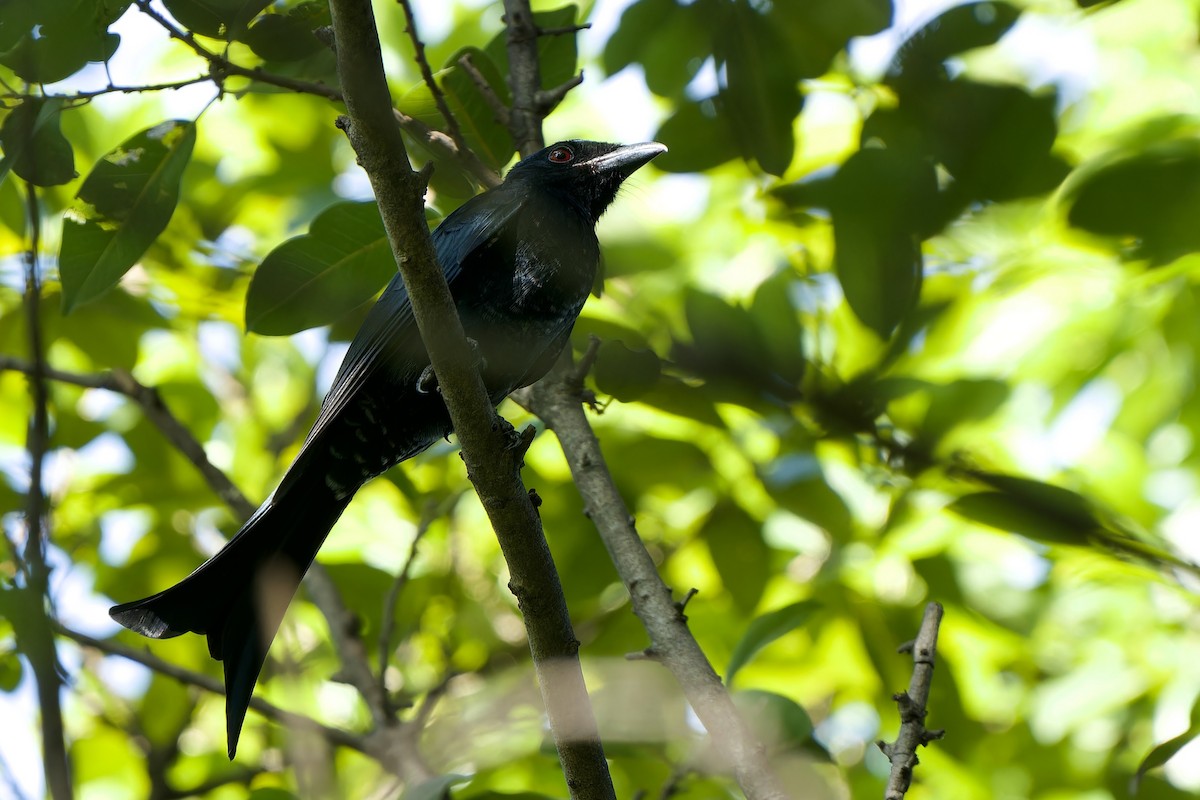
xmin=110 ymin=470 xmax=351 ymax=757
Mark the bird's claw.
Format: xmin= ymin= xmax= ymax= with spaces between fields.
xmin=415 ymin=338 xmax=488 ymax=395
xmin=416 ymin=365 xmax=438 ymax=394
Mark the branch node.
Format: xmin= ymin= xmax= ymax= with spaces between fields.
xmin=534 ymin=72 xmax=584 ymax=115
xmin=674 ymin=587 xmax=699 ymax=613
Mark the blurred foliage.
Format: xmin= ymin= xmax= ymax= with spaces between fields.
xmin=3 ymin=0 xmax=1200 ymax=798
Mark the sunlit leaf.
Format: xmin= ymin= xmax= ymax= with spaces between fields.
xmin=59 ymin=120 xmax=196 ymax=311
xmin=727 ymin=601 xmax=819 ymax=684
xmin=1133 ymin=694 xmax=1200 ymax=795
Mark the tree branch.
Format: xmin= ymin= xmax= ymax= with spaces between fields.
xmin=494 ymin=1 xmax=789 ymax=796
xmin=18 ymin=183 xmax=72 ymax=800
xmin=501 ymin=0 xmax=546 ymax=156
xmin=878 ymin=602 xmax=946 ymax=800
xmin=134 ymin=0 xmax=342 ymax=100
xmin=519 ymin=372 xmax=794 ymax=800
xmin=325 ymin=0 xmax=613 ymax=796
xmin=396 ymin=0 xmax=468 ymax=154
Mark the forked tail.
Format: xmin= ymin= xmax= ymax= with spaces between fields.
xmin=110 ymin=468 xmax=351 ymax=757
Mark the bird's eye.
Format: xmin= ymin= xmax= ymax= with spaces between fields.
xmin=548 ymin=146 xmax=574 ymax=164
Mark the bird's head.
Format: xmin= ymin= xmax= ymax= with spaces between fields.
xmin=507 ymin=140 xmax=667 ymax=223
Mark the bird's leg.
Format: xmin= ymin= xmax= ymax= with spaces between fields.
xmin=416 ymin=338 xmax=488 ymax=394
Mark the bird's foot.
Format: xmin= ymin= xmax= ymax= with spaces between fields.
xmin=415 ymin=339 xmax=488 ymax=395
xmin=416 ymin=365 xmax=438 ymax=394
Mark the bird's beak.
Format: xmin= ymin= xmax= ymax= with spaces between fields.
xmin=586 ymin=142 xmax=668 ymax=176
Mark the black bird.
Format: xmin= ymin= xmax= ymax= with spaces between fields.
xmin=110 ymin=140 xmax=665 ymax=757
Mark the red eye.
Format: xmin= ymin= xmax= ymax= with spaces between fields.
xmin=548 ymin=145 xmax=574 ymax=163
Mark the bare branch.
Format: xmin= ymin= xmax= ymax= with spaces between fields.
xmin=537 ymin=22 xmax=592 ymax=37
xmin=133 ymin=0 xmax=342 ymax=101
xmin=457 ymin=52 xmax=511 ymax=128
xmin=535 ymin=72 xmax=584 ymax=116
xmin=396 ymin=0 xmax=468 ymax=153
xmin=377 ymin=501 xmax=439 ymax=708
xmin=878 ymin=602 xmax=946 ymax=800
xmin=391 ymin=110 xmax=503 ymax=189
xmin=19 ymin=183 xmax=72 ymax=800
xmin=0 ymin=75 xmax=215 ymax=104
xmin=501 ymin=0 xmax=545 ymax=156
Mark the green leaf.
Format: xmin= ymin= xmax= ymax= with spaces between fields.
xmin=592 ymin=340 xmax=661 ymax=402
xmin=831 ymin=148 xmax=937 ymax=338
xmin=948 ymin=472 xmax=1103 ymax=546
xmin=1062 ymin=139 xmax=1200 ymax=264
xmin=890 ymin=2 xmax=1021 ymax=83
xmin=485 ymin=5 xmax=579 ymax=92
xmin=0 ymin=644 xmax=22 ymax=692
xmin=245 ymin=202 xmax=416 ymax=335
xmin=726 ymin=601 xmax=819 ymax=685
xmin=653 ymin=99 xmax=740 ymax=174
xmin=1133 ymin=695 xmax=1200 ymax=795
xmin=401 ymin=774 xmax=471 ymax=800
xmin=440 ymin=48 xmax=516 ymax=171
xmin=0 ymin=0 xmax=123 ymax=83
xmin=732 ymin=690 xmax=815 ymax=751
xmin=603 ymin=0 xmax=710 ymax=97
xmin=240 ymin=11 xmax=325 ymax=61
xmin=715 ymin=0 xmax=802 ymax=175
xmin=771 ymin=0 xmax=893 ymax=78
xmin=750 ymin=271 xmax=806 ymax=385
xmin=247 ymin=790 xmax=302 ymax=800
xmin=701 ymin=501 xmax=770 ymax=614
xmin=59 ymin=120 xmax=196 ymax=312
xmin=0 ymin=97 xmax=76 ymax=187
xmin=162 ymin=0 xmax=270 ymax=38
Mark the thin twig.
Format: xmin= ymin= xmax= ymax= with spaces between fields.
xmin=3 ymin=359 xmax=257 ymax=519
xmin=20 ymin=183 xmax=73 ymax=800
xmin=878 ymin=602 xmax=946 ymax=800
xmin=535 ymin=72 xmax=584 ymax=115
xmin=54 ymin=623 xmax=368 ymax=753
xmin=0 ymin=76 xmax=215 ymax=103
xmin=537 ymin=23 xmax=591 ymax=37
xmin=391 ymin=109 xmax=502 ymax=188
xmin=377 ymin=501 xmax=438 ymax=708
xmin=456 ymin=52 xmax=511 ymax=127
xmin=396 ymin=0 xmax=468 ymax=154
xmin=133 ymin=0 xmax=342 ymax=101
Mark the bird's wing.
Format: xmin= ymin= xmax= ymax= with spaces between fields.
xmin=298 ymin=190 xmax=523 ymax=451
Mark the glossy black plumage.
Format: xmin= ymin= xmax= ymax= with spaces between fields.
xmin=109 ymin=140 xmax=665 ymax=757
